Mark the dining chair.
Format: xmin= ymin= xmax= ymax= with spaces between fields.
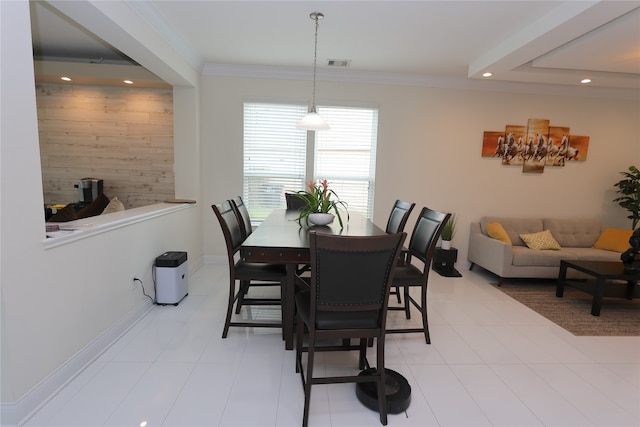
xmin=212 ymin=201 xmax=287 ymax=338
xmin=386 ymin=207 xmax=450 ymax=344
xmin=295 ymin=231 xmax=406 ymax=427
xmin=386 ymin=200 xmax=415 ymax=303
xmin=230 ymin=195 xmax=253 ymax=239
xmin=285 ymin=192 xmax=306 ymax=210
xmin=230 ymin=196 xmax=257 ymax=313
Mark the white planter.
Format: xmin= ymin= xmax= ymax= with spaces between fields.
xmin=309 ymin=213 xmax=334 ymax=226
xmin=441 ymin=240 xmax=451 ymax=250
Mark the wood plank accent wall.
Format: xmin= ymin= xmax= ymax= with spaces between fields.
xmin=36 ymin=83 xmax=175 ymax=208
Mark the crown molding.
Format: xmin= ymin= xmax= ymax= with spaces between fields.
xmin=202 ymin=63 xmax=639 ymax=100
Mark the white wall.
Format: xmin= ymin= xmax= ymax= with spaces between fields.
xmin=200 ymin=74 xmax=640 ymax=261
xmin=0 ymin=1 xmax=202 ymax=423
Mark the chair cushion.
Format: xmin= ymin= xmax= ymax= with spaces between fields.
xmin=592 ymin=227 xmax=632 ymax=253
xmin=295 ymin=290 xmax=379 ymax=330
xmin=519 ymin=230 xmax=561 ymax=250
xmin=234 ymin=262 xmax=286 ymax=280
xmin=391 ymin=264 xmax=423 ymax=286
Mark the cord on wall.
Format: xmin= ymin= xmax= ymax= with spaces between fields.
xmin=134 ymin=278 xmax=155 ymax=303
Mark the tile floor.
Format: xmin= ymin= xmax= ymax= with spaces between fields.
xmin=23 ymin=263 xmax=640 ymax=427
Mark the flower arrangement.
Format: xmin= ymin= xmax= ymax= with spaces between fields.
xmin=294 ymin=179 xmax=348 ymax=228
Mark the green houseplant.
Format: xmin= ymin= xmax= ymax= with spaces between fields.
xmin=294 ymin=179 xmax=348 ymax=228
xmin=613 ymin=166 xmax=640 ymax=229
xmin=440 ymin=213 xmax=456 ymax=249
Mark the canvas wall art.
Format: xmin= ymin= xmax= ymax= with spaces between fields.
xmin=481 ymin=118 xmax=589 ymax=173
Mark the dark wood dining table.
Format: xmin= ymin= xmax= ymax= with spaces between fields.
xmin=240 ymin=209 xmax=386 ymax=349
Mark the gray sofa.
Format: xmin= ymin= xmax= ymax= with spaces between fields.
xmin=468 ymin=217 xmax=621 ymax=285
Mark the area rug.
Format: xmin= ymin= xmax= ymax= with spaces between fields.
xmin=493 ymin=279 xmax=640 ymax=336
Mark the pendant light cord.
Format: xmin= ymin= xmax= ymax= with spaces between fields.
xmin=311 ymin=12 xmax=322 ymax=113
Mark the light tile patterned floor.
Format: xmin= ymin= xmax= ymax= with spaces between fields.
xmin=22 ymin=264 xmax=640 ymax=427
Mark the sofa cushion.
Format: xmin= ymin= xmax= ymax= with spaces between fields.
xmin=512 ymin=247 xmax=576 ymax=266
xmin=481 ymin=217 xmax=543 ymax=246
xmin=485 ymin=222 xmax=512 ymax=245
xmin=519 ymin=230 xmax=562 ymax=250
xmin=592 ymin=227 xmax=633 ymax=253
xmin=543 ymin=218 xmax=601 ymax=248
xmin=561 ymin=247 xmax=623 ymax=262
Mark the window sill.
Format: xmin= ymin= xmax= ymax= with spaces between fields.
xmin=42 ymin=202 xmax=195 ymax=250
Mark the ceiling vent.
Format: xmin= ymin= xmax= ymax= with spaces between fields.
xmin=327 ymin=59 xmax=350 ymax=67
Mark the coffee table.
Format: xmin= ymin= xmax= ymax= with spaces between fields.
xmin=556 ymin=260 xmax=640 ymax=316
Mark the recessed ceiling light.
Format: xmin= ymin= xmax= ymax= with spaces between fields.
xmin=124 ymin=80 xmax=134 ymax=85
xmin=61 ymin=76 xmax=72 ymax=82
xmin=482 ymin=72 xmax=493 ymax=77
xmin=581 ymin=78 xmax=592 ymax=84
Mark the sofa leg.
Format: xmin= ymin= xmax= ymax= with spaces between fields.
xmin=469 ymin=262 xmax=475 ymax=271
xmin=497 ymin=277 xmax=504 ymax=287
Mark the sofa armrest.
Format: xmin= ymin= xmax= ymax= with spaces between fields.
xmin=468 ymin=222 xmax=513 ymax=276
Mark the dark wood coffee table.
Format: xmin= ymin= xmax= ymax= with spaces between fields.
xmin=556 ymin=260 xmax=640 ymax=316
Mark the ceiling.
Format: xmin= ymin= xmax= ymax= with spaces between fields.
xmin=31 ymin=1 xmax=640 ymax=90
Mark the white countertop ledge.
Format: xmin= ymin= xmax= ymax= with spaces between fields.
xmin=43 ymin=202 xmax=195 ymax=250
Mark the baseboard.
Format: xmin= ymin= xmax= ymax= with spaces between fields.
xmin=1 ymin=300 xmax=153 ymax=427
xmin=203 ymin=255 xmax=225 ymax=264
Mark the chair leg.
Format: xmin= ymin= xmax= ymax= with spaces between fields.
xmin=376 ymin=335 xmax=388 ymax=425
xmin=235 ymin=280 xmax=249 ymax=314
xmin=403 ymin=286 xmax=411 ymax=319
xmin=421 ymin=286 xmax=431 ymax=344
xmin=295 ymin=314 xmax=304 ymax=374
xmin=222 ymin=278 xmax=237 ymax=338
xmin=302 ymin=331 xmax=316 ymax=427
xmin=393 ymin=286 xmax=401 ymax=303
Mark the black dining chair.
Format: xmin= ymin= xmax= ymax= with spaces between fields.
xmin=230 ymin=196 xmax=257 ymax=313
xmin=212 ymin=201 xmax=287 ymax=338
xmin=386 ymin=207 xmax=450 ymax=344
xmin=295 ymin=231 xmax=406 ymax=427
xmin=386 ymin=200 xmax=415 ymax=303
xmin=285 ymin=192 xmax=306 ymax=210
xmin=230 ymin=195 xmax=253 ymax=239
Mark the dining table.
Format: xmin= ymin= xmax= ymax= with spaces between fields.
xmin=240 ymin=209 xmax=386 ymax=350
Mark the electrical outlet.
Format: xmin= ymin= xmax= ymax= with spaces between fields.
xmin=131 ymin=274 xmax=139 ymax=290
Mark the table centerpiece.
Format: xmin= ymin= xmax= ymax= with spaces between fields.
xmin=293 ymin=179 xmax=348 ymax=228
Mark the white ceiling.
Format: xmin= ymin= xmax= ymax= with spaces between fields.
xmin=31 ymin=1 xmax=640 ymax=90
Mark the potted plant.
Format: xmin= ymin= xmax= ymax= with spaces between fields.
xmin=293 ymin=179 xmax=348 ymax=228
xmin=613 ymin=165 xmax=640 ymax=229
xmin=440 ymin=213 xmax=456 ymax=250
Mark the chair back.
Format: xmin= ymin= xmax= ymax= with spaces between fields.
xmin=407 ymin=207 xmax=450 ymax=265
xmin=230 ymin=196 xmax=252 ymax=239
xmin=212 ymin=201 xmax=244 ymax=264
xmin=385 ymin=200 xmax=415 ymax=234
xmin=309 ymin=232 xmax=406 ymax=318
xmin=285 ymin=192 xmax=306 ymax=210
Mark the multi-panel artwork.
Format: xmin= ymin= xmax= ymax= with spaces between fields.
xmin=481 ymin=118 xmax=589 ymax=173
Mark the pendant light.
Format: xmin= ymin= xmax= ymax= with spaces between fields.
xmin=296 ymin=12 xmax=330 ymax=131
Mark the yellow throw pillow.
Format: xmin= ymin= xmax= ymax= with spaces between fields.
xmin=519 ymin=229 xmax=561 ymax=250
xmin=485 ymin=222 xmax=512 ymax=245
xmin=593 ymin=227 xmax=632 ymax=253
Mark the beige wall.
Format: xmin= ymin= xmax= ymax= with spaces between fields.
xmin=37 ymin=83 xmax=175 ymax=208
xmin=201 ymin=75 xmax=640 ymax=264
xmin=1 ymin=2 xmax=202 ymax=421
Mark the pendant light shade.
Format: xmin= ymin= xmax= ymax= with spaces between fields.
xmin=297 ymin=108 xmax=330 ymax=130
xmin=296 ymin=12 xmax=329 ymax=131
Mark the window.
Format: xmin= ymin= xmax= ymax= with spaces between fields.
xmin=243 ymin=102 xmax=378 ymax=223
xmin=243 ymin=103 xmax=307 ymax=222
xmin=314 ymin=106 xmax=378 ymax=218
